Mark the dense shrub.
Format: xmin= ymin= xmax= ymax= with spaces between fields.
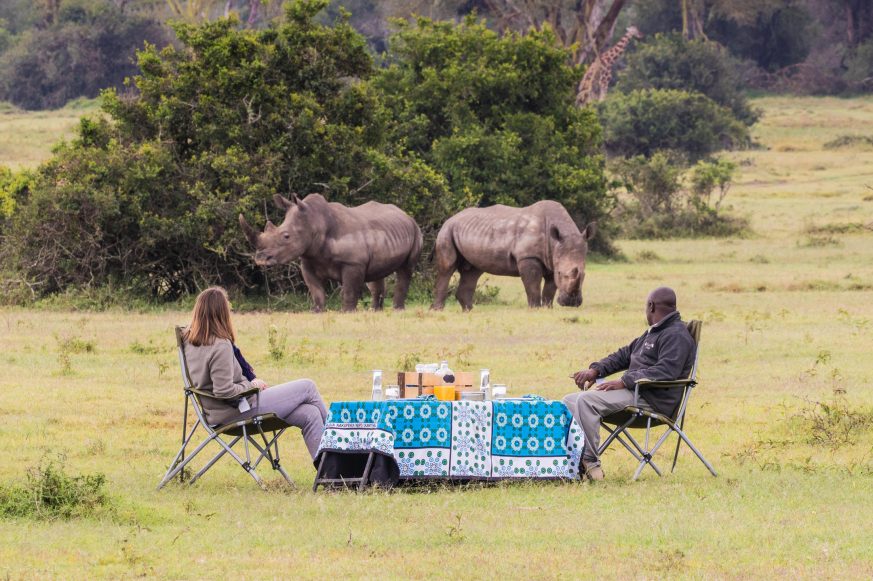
xmin=599 ymin=89 xmax=749 ymax=161
xmin=611 ymin=152 xmax=747 ymax=238
xmin=616 ymin=33 xmax=758 ymax=126
xmin=845 ymin=38 xmax=873 ymax=91
xmin=0 ymin=0 xmax=169 ymax=109
xmin=2 ymin=3 xmax=403 ymax=298
xmin=0 ymin=165 xmax=27 ymax=220
xmin=707 ymin=5 xmax=813 ymax=73
xmin=2 ymin=3 xmax=610 ymax=301
xmin=0 ymin=456 xmax=109 ymax=520
xmin=373 ymin=16 xmax=609 ymax=233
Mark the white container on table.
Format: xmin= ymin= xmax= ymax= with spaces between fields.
xmin=372 ymin=370 xmax=383 ymax=401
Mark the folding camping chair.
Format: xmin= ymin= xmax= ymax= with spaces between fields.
xmin=597 ymin=320 xmax=718 ymax=480
xmin=156 ymin=327 xmax=295 ymax=490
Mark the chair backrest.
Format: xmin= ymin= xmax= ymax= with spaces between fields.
xmin=685 ymin=320 xmax=703 ymax=383
xmin=175 ymin=326 xmax=195 ymax=390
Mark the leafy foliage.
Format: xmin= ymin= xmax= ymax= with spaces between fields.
xmin=0 ymin=455 xmax=109 ymax=520
xmin=3 ymin=1 xmax=406 ymax=298
xmin=611 ymin=152 xmax=747 ymax=238
xmin=707 ymin=4 xmax=813 ymax=72
xmin=616 ymin=33 xmax=758 ymax=125
xmin=0 ymin=0 xmax=169 ymax=110
xmin=373 ymin=16 xmax=609 ymax=231
xmin=599 ymin=89 xmax=749 ymax=161
xmin=845 ymin=38 xmax=873 ymax=90
xmin=1 ymin=4 xmax=610 ymax=300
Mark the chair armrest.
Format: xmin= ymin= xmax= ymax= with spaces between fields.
xmin=189 ymin=387 xmax=259 ymax=401
xmin=634 ymin=379 xmax=695 ymax=389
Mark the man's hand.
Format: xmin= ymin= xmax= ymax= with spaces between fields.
xmin=573 ymin=368 xmax=598 ymax=390
xmin=594 ymin=379 xmax=625 ymax=391
xmin=251 ymin=378 xmax=269 ymax=391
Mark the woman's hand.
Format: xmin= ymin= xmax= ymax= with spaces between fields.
xmin=251 ymin=378 xmax=269 ymax=391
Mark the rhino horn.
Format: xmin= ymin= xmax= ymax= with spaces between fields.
xmin=265 ymin=220 xmax=277 ymax=232
xmin=274 ymin=193 xmax=300 ymax=211
xmin=239 ymin=214 xmax=259 ymax=246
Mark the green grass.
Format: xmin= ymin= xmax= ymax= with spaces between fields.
xmin=0 ymin=98 xmax=100 ymax=170
xmin=1 ymin=95 xmax=873 ymax=578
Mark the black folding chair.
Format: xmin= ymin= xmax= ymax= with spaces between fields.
xmin=598 ymin=320 xmax=717 ymax=480
xmin=156 ymin=327 xmax=295 ymax=490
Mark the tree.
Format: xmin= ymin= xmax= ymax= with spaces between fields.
xmin=476 ymin=0 xmax=631 ymax=64
xmin=0 ymin=0 xmax=170 ymax=109
xmin=615 ymin=33 xmax=758 ymax=125
xmin=599 ymin=89 xmax=748 ymax=160
xmin=373 ymin=16 xmax=609 ymax=233
xmin=2 ymin=0 xmax=444 ymax=299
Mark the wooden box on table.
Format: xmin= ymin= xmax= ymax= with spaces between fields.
xmin=396 ymin=371 xmax=475 ymax=399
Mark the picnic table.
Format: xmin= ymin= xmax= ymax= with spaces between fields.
xmin=313 ymin=397 xmax=585 ymax=489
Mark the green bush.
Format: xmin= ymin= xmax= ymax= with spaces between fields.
xmin=2 ymin=5 xmax=613 ymax=301
xmin=611 ymin=152 xmax=747 ymax=238
xmin=0 ymin=165 xmax=28 ymax=220
xmin=845 ymin=38 xmax=873 ymax=91
xmin=707 ymin=5 xmax=813 ymax=73
xmin=599 ymin=89 xmax=749 ymax=160
xmin=616 ymin=33 xmax=758 ymax=126
xmin=0 ymin=456 xmax=109 ymax=520
xmin=0 ymin=0 xmax=169 ymax=110
xmin=373 ymin=16 xmax=609 ymax=235
xmin=3 ymin=2 xmax=444 ymax=299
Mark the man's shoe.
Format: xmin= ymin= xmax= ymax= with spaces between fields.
xmin=582 ymin=462 xmax=604 ymax=482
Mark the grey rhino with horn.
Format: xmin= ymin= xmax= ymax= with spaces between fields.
xmin=240 ymin=193 xmax=423 ymax=312
xmin=431 ymin=200 xmax=596 ymax=311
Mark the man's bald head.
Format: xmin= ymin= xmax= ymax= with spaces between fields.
xmin=646 ymin=286 xmax=678 ymax=325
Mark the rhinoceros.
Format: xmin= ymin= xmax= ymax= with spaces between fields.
xmin=431 ymin=201 xmax=596 ymax=311
xmin=240 ymin=193 xmax=423 ymax=312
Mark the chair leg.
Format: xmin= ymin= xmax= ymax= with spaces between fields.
xmin=623 ymin=430 xmax=663 ymax=477
xmin=598 ymin=416 xmax=637 ymax=456
xmin=671 ymin=415 xmax=688 ymax=473
xmin=674 ymin=427 xmax=718 ymax=477
xmin=246 ymin=431 xmax=296 ymax=488
xmin=671 ymin=435 xmax=683 ymax=473
xmin=156 ymin=432 xmax=217 ymax=490
xmin=188 ymin=436 xmax=242 ymax=485
xmin=156 ymin=419 xmax=202 ymax=489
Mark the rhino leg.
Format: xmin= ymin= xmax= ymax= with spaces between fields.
xmin=367 ymin=279 xmax=385 ymax=311
xmin=301 ymin=260 xmax=326 ymax=313
xmin=518 ymin=258 xmax=544 ymax=308
xmin=455 ymin=266 xmax=483 ymax=312
xmin=341 ymin=267 xmax=366 ymax=312
xmin=542 ymin=273 xmax=557 ymax=308
xmin=393 ymin=266 xmax=414 ymax=311
xmin=431 ymin=241 xmax=458 ymax=311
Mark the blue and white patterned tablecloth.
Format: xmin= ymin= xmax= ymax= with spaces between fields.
xmin=316 ymin=398 xmax=585 ymax=479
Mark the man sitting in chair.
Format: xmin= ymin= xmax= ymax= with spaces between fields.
xmin=564 ymin=287 xmax=696 ymax=481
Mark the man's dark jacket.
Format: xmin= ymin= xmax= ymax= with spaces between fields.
xmin=589 ymin=311 xmax=696 ymax=416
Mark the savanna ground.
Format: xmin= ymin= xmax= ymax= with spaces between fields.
xmin=1 ymin=96 xmax=872 ymax=578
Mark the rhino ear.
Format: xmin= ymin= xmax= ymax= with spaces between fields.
xmin=583 ymin=221 xmax=597 ymax=241
xmin=549 ymin=225 xmax=563 ymax=243
xmin=273 ymin=193 xmax=299 ymax=211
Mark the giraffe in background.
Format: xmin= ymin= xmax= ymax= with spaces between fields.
xmin=575 ymin=26 xmax=643 ymax=107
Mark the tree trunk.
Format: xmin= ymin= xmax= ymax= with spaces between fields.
xmin=681 ymin=0 xmax=707 ymax=40
xmin=576 ymin=0 xmax=628 ymax=64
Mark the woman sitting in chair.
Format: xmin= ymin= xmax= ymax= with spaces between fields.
xmin=183 ymin=286 xmax=327 ymax=461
